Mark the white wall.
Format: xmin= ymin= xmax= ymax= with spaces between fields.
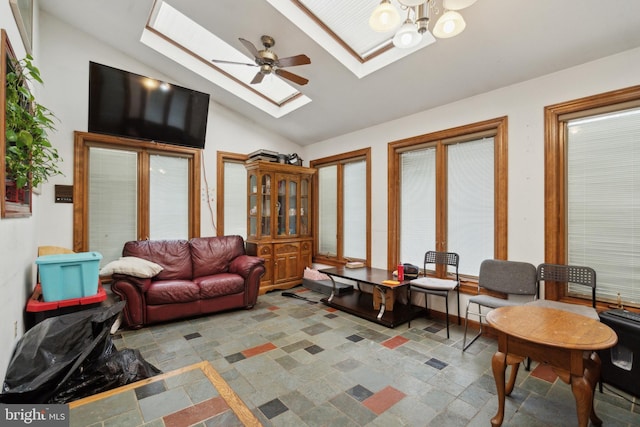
xmin=304 ymin=46 xmax=640 ymax=313
xmin=0 ymin=0 xmax=43 ymax=385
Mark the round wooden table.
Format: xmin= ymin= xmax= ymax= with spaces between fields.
xmin=486 ymin=305 xmax=617 ymax=427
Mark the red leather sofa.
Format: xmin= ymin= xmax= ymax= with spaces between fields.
xmin=111 ymin=236 xmax=265 ymax=329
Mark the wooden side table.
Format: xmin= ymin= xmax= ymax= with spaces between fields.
xmin=486 ymin=306 xmax=617 ymax=427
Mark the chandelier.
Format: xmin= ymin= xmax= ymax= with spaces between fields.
xmin=369 ymin=0 xmax=478 ymax=49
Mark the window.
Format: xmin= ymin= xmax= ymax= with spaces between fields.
xmin=388 ymin=117 xmax=508 ymax=281
xmin=74 ymin=132 xmax=201 ymax=264
xmin=216 ymin=151 xmax=248 ymax=237
xmin=545 ymin=86 xmax=640 ymax=308
xmin=311 ymin=148 xmax=370 ymax=265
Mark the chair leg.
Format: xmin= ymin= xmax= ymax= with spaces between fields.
xmin=407 ymin=288 xmax=412 ymax=328
xmin=444 ymin=295 xmax=450 ymax=339
xmin=462 ymin=302 xmax=483 ymax=351
xmin=456 ymin=288 xmax=461 ymax=325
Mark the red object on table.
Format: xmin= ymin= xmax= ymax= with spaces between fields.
xmin=26 ymin=283 xmax=106 ymax=312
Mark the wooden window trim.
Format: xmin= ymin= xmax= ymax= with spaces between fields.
xmin=73 ymin=131 xmax=201 ymax=252
xmin=387 ymin=117 xmax=508 ymax=294
xmin=310 ymin=148 xmax=371 ymax=266
xmin=544 ymin=85 xmax=640 ymax=307
xmin=216 ymin=151 xmax=248 ymax=236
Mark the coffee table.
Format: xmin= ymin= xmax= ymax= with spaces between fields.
xmin=486 ymin=305 xmax=617 ymax=427
xmin=320 ymin=266 xmax=421 ymax=328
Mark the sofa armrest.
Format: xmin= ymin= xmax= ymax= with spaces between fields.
xmin=229 ymin=255 xmax=265 ymax=308
xmin=112 ymin=273 xmax=153 ymax=292
xmin=229 ymin=255 xmax=265 ymax=279
xmin=110 ymin=274 xmax=152 ymax=329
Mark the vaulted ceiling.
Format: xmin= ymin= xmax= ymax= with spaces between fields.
xmin=41 ymin=0 xmax=640 ymax=145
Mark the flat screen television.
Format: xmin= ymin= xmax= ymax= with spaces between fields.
xmin=88 ymin=62 xmax=209 ymax=149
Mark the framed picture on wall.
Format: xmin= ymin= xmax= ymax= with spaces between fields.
xmin=10 ymin=0 xmax=34 ymax=55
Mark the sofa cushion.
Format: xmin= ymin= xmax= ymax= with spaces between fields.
xmin=123 ymin=239 xmax=192 ymax=280
xmin=195 ymin=274 xmax=245 ymax=298
xmin=190 ymin=236 xmax=245 ymax=278
xmin=146 ymin=280 xmax=200 ymax=304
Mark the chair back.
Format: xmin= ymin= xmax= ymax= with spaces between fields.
xmin=424 ymin=251 xmax=459 ymax=281
xmin=478 ymin=259 xmax=537 ymax=296
xmin=537 ymin=263 xmax=596 ymax=308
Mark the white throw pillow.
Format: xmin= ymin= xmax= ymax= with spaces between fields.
xmin=99 ymin=257 xmax=163 ymax=278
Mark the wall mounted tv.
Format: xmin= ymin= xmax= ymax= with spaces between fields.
xmin=88 ymin=62 xmax=210 ymax=149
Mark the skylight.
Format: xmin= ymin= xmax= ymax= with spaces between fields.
xmin=268 ymin=0 xmax=435 ymax=78
xmin=142 ymin=0 xmax=311 ymax=118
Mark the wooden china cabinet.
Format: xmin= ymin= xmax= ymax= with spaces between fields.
xmin=245 ymin=161 xmax=316 ymax=294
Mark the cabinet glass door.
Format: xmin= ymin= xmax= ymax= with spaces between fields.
xmin=261 ymin=174 xmax=271 ymax=235
xmin=277 ymin=178 xmax=286 ymax=235
xmin=248 ymin=174 xmax=258 ymax=237
xmin=289 ymin=180 xmax=297 ymax=235
xmin=300 ymin=178 xmax=309 ymax=236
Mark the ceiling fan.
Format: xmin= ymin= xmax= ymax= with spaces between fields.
xmin=211 ymin=35 xmax=311 ymax=86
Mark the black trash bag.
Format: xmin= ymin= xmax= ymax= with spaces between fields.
xmin=50 ymin=347 xmax=160 ymax=404
xmin=1 ymin=301 xmax=160 ymax=404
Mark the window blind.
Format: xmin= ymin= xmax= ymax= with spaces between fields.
xmin=447 ymin=138 xmax=494 ymax=276
xmin=318 ymin=165 xmax=338 ymax=256
xmin=149 ymin=154 xmax=189 ymax=240
xmin=400 ymin=147 xmax=436 ymax=266
xmin=223 ymin=161 xmax=247 ymax=238
xmin=567 ymin=107 xmax=640 ymax=304
xmin=343 ymin=160 xmax=366 ymax=259
xmin=89 ymin=148 xmax=138 ymax=265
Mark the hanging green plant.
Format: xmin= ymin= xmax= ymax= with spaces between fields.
xmin=5 ymin=54 xmax=62 ymax=189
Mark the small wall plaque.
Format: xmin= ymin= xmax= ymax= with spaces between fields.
xmin=55 ymin=185 xmax=73 ymax=203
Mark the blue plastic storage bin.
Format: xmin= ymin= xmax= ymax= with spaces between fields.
xmin=35 ymin=252 xmax=103 ymax=302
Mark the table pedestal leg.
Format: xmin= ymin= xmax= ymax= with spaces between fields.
xmin=376 ymin=286 xmax=386 ymax=320
xmin=585 ymin=351 xmax=602 ymax=426
xmin=571 ymin=374 xmax=592 ymax=427
xmin=556 ymin=351 xmax=602 ymax=427
xmin=491 ymin=352 xmax=522 ymax=427
xmin=327 ymin=276 xmax=336 ymax=302
xmin=491 ymin=351 xmax=507 ymax=427
xmin=505 ymin=361 xmax=520 ymax=396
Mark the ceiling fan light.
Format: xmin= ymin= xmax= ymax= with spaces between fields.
xmin=393 ymin=20 xmax=423 ymax=48
xmin=433 ymin=10 xmax=466 ymax=38
xmin=442 ymin=0 xmax=477 ymax=10
xmin=369 ymin=0 xmax=401 ymax=32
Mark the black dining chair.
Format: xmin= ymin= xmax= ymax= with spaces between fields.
xmin=408 ymin=251 xmax=460 ymax=338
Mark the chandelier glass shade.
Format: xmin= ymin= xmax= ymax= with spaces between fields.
xmin=432 ymin=10 xmax=466 ymax=38
xmin=369 ymin=0 xmax=401 ymax=32
xmin=442 ymin=0 xmax=477 ymax=10
xmin=393 ymin=19 xmax=423 ymax=48
xmin=370 ymin=0 xmax=477 ymax=48
xmin=398 ymin=0 xmax=425 ymax=6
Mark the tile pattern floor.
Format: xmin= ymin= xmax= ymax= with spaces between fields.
xmin=69 ymin=361 xmax=259 ymax=427
xmin=74 ymin=286 xmax=640 ymax=426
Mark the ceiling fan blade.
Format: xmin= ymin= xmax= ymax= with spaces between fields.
xmin=250 ymin=72 xmax=265 ymax=85
xmin=275 ymin=69 xmax=309 ymax=86
xmin=239 ymin=38 xmax=261 ymax=59
xmin=210 ymin=59 xmax=257 ymax=67
xmin=276 ymin=54 xmax=311 ymax=68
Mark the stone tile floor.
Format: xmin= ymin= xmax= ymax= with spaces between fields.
xmin=85 ymin=286 xmax=639 ymax=426
xmin=70 ymin=362 xmax=255 ymax=427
